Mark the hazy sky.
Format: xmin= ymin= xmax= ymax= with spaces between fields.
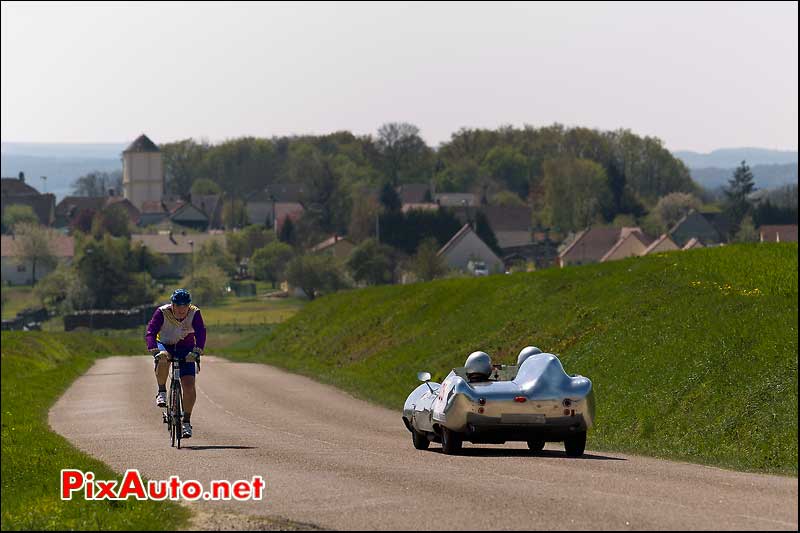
xmin=1 ymin=1 xmax=797 ymax=152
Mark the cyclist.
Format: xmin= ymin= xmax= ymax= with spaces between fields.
xmin=145 ymin=288 xmax=206 ymax=439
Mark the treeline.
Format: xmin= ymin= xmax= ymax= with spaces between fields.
xmin=160 ymin=123 xmax=697 ymax=235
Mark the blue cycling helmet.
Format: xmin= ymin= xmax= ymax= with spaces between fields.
xmin=170 ymin=288 xmax=192 ymax=305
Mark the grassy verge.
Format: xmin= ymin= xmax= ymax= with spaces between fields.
xmin=1 ymin=331 xmax=191 ymax=530
xmin=1 ymin=286 xmax=39 ymax=320
xmin=217 ymin=244 xmax=798 ymax=476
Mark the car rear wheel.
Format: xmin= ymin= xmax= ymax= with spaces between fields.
xmin=412 ymin=429 xmax=430 ymax=450
xmin=441 ymin=427 xmax=463 ymax=455
xmin=564 ymin=431 xmax=586 ymax=457
xmin=527 ymin=439 xmax=546 ymax=452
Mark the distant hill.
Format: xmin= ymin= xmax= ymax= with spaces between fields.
xmin=1 ymin=143 xmax=127 ymax=202
xmin=689 ymin=163 xmax=798 ymax=190
xmin=673 ymin=148 xmax=798 ymax=169
xmin=672 ymin=148 xmax=798 ymax=191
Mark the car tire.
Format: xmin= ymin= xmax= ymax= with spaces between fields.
xmin=441 ymin=427 xmax=463 ymax=455
xmin=527 ymin=439 xmax=546 ymax=452
xmin=564 ymin=431 xmax=586 ymax=457
xmin=412 ymin=429 xmax=430 ymax=450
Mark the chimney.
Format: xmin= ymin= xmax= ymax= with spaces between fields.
xmin=18 ymin=171 xmax=25 ymax=183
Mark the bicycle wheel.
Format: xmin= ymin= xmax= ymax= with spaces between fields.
xmin=175 ymin=384 xmax=183 ymax=450
xmin=169 ymin=383 xmax=178 ymax=448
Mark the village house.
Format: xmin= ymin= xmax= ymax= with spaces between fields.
xmin=437 ymin=223 xmax=504 ymax=274
xmin=1 ymin=174 xmax=56 ymax=227
xmin=311 ymin=234 xmax=356 ymax=260
xmin=1 ymin=233 xmax=74 ymax=285
xmin=558 ymin=226 xmax=653 ymax=267
xmin=758 ymin=224 xmax=798 ymax=243
xmin=130 ymin=231 xmax=226 ymax=278
xmin=600 ymin=229 xmax=654 ymax=262
xmin=640 ymin=233 xmax=680 ymax=255
xmin=55 ymin=193 xmax=141 ymax=228
xmin=245 ymin=185 xmax=307 ymax=229
xmin=682 ymin=237 xmax=705 ymax=250
xmin=669 ymin=210 xmax=725 ymax=247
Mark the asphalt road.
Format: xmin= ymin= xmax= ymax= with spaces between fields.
xmin=49 ymin=356 xmax=798 ymax=530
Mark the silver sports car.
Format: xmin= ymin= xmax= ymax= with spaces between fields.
xmin=402 ymin=347 xmax=595 ymax=456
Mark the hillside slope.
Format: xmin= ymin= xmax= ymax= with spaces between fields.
xmin=222 ymin=244 xmax=798 ymax=474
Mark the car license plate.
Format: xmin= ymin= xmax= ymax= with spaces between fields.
xmin=501 ymin=413 xmax=545 ymax=424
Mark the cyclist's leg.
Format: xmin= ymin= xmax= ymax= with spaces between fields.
xmin=179 ymin=360 xmax=196 ymax=418
xmin=154 ymin=342 xmax=170 ymax=387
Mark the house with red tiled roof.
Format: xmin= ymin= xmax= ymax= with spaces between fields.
xmin=274 ymin=203 xmax=304 ymax=233
xmin=600 ymin=229 xmax=654 ymax=262
xmin=758 ymin=225 xmax=798 ymax=243
xmin=640 ymin=233 xmax=680 ymax=255
xmin=1 ymin=233 xmax=74 ymax=285
xmin=55 ymin=195 xmax=141 ymax=228
xmin=558 ymin=226 xmax=636 ymax=267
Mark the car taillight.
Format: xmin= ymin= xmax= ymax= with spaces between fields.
xmin=478 ymin=398 xmax=486 ymax=405
xmin=514 ymin=396 xmax=527 ymax=403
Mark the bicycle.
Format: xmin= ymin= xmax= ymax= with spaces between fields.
xmin=161 ymin=353 xmax=200 ymax=449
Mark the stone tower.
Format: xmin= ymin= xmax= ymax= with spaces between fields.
xmin=122 ymin=134 xmax=163 ymax=210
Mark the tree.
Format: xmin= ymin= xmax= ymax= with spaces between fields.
xmin=197 ymin=239 xmax=237 ymax=275
xmin=473 ymin=210 xmax=501 ymax=255
xmin=91 ymin=204 xmax=132 ymax=238
xmin=35 ymin=263 xmax=92 ymax=313
xmin=180 ymin=264 xmax=227 ymax=305
xmin=490 ymin=190 xmax=527 ymax=207
xmin=724 ymin=160 xmax=757 ymax=226
xmin=71 ymin=170 xmax=123 ymax=197
xmin=279 ymin=216 xmax=297 ymax=246
xmin=543 ymin=158 xmax=611 ymax=231
xmin=409 ymin=237 xmax=447 ymax=282
xmin=651 ymin=192 xmax=702 ymax=233
xmin=70 ymin=208 xmax=96 ymax=235
xmin=161 ymin=138 xmax=210 ymax=197
xmin=221 ymin=195 xmax=248 ymax=228
xmin=286 ymin=254 xmax=348 ymax=300
xmin=379 ymin=182 xmax=402 ymax=213
xmin=191 ymin=177 xmax=222 ymax=196
xmin=346 ymin=238 xmax=397 ymax=286
xmin=226 ymin=225 xmax=274 ymax=261
xmin=13 ymin=223 xmax=59 ymax=285
xmin=375 ymin=122 xmax=433 ymax=186
xmin=2 ymin=204 xmax=39 ymax=234
xmin=481 ymin=146 xmax=530 ymax=198
xmin=733 ymin=215 xmax=759 ymax=243
xmin=348 ymin=195 xmax=381 ymax=243
xmin=75 ymin=234 xmax=156 ymax=309
xmin=250 ymin=241 xmax=294 ymax=288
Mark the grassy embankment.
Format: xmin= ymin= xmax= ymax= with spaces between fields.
xmin=218 ymin=244 xmax=798 ymax=476
xmin=0 ymin=331 xmax=191 ymax=530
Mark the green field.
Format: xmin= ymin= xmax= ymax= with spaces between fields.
xmin=218 ymin=243 xmax=799 ymax=475
xmin=1 ymin=331 xmax=190 ymax=530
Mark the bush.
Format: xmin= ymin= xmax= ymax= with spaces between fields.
xmin=286 ymin=255 xmax=348 ymax=300
xmin=180 ymin=265 xmax=228 ymax=306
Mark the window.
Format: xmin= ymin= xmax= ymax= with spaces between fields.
xmin=17 ymin=264 xmax=26 ymax=272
